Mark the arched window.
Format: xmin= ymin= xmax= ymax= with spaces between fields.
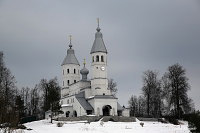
xmin=67 ymin=69 xmax=69 ymax=74
xmin=92 ymin=56 xmax=94 ymax=62
xmin=67 ymin=80 xmax=70 ymax=85
xmin=74 ymin=80 xmax=76 ymax=83
xmin=74 ymin=69 xmax=76 ymax=74
xmin=101 ymin=56 xmax=104 ymax=62
xmin=96 ymin=55 xmax=99 ymax=62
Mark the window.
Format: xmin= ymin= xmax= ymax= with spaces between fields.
xmin=101 ymin=56 xmax=104 ymax=62
xmin=63 ymin=81 xmax=64 ymax=86
xmin=67 ymin=80 xmax=70 ymax=85
xmin=67 ymin=99 xmax=69 ymax=104
xmin=67 ymin=69 xmax=69 ymax=73
xmin=63 ymin=70 xmax=64 ymax=75
xmin=92 ymin=56 xmax=94 ymax=62
xmin=74 ymin=69 xmax=76 ymax=74
xmin=96 ymin=55 xmax=99 ymax=62
xmin=103 ymin=93 xmax=105 ymax=95
xmin=74 ymin=80 xmax=76 ymax=83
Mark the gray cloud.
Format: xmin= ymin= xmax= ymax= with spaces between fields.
xmin=0 ymin=0 xmax=200 ymax=109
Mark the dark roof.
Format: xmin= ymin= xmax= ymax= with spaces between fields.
xmin=75 ymin=92 xmax=93 ymax=111
xmin=90 ymin=28 xmax=107 ymax=54
xmin=117 ymin=102 xmax=123 ymax=111
xmin=61 ymin=48 xmax=79 ymax=66
xmin=88 ymin=95 xmax=117 ymax=99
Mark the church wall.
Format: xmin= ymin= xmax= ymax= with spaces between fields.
xmin=122 ymin=108 xmax=130 ymax=117
xmin=91 ymin=78 xmax=110 ymax=95
xmin=62 ymin=64 xmax=80 ymax=88
xmin=88 ymin=98 xmax=117 ymax=116
xmin=84 ymin=88 xmax=92 ymax=98
xmin=73 ymin=98 xmax=87 ymax=116
xmin=91 ymin=52 xmax=107 ymax=79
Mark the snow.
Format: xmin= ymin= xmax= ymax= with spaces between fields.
xmin=20 ymin=119 xmax=190 ymax=133
xmin=61 ymin=104 xmax=72 ymax=107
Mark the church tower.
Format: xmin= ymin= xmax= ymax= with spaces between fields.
xmin=61 ymin=36 xmax=80 ymax=89
xmin=90 ymin=19 xmax=111 ymax=96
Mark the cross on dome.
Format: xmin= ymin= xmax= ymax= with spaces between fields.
xmin=96 ymin=18 xmax=101 ymax=32
xmin=69 ymin=35 xmax=72 ymax=49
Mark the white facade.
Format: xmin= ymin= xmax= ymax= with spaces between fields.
xmin=60 ymin=25 xmax=128 ymax=117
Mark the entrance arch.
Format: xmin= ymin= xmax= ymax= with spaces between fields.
xmin=73 ymin=110 xmax=77 ymax=117
xmin=66 ymin=111 xmax=70 ymax=117
xmin=102 ymin=105 xmax=112 ymax=116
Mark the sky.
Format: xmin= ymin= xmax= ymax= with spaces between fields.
xmin=0 ymin=0 xmax=200 ymax=110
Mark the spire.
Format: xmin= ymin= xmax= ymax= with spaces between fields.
xmin=69 ymin=35 xmax=72 ymax=49
xmin=96 ymin=18 xmax=101 ymax=32
xmin=61 ymin=35 xmax=79 ymax=66
xmin=90 ymin=18 xmax=107 ymax=54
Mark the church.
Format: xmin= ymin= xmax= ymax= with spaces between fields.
xmin=60 ymin=21 xmax=129 ymax=117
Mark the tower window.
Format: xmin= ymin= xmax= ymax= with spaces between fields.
xmin=74 ymin=80 xmax=76 ymax=83
xmin=96 ymin=55 xmax=99 ymax=62
xmin=67 ymin=69 xmax=69 ymax=74
xmin=63 ymin=70 xmax=64 ymax=75
xmin=74 ymin=69 xmax=76 ymax=74
xmin=101 ymin=56 xmax=104 ymax=62
xmin=92 ymin=56 xmax=94 ymax=62
xmin=63 ymin=81 xmax=64 ymax=86
xmin=67 ymin=80 xmax=70 ymax=85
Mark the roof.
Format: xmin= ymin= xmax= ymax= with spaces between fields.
xmin=90 ymin=27 xmax=107 ymax=54
xmin=117 ymin=102 xmax=123 ymax=111
xmin=75 ymin=92 xmax=93 ymax=111
xmin=61 ymin=47 xmax=79 ymax=66
xmin=88 ymin=95 xmax=117 ymax=99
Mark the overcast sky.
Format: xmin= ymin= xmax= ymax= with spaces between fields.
xmin=1 ymin=0 xmax=200 ymax=110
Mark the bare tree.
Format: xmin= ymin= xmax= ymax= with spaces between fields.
xmin=162 ymin=63 xmax=192 ymax=118
xmin=0 ymin=52 xmax=17 ymax=124
xmin=128 ymin=95 xmax=138 ymax=116
xmin=108 ymin=78 xmax=117 ymax=96
xmin=142 ymin=70 xmax=162 ymax=117
xmin=138 ymin=95 xmax=146 ymax=116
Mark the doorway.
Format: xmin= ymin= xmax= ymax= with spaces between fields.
xmin=102 ymin=105 xmax=112 ymax=116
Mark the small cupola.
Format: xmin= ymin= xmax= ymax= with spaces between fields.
xmin=80 ymin=59 xmax=89 ymax=81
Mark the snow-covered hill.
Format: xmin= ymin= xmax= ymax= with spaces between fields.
xmin=22 ymin=119 xmax=190 ymax=133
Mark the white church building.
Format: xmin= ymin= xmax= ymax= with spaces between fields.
xmin=60 ymin=23 xmax=128 ymax=117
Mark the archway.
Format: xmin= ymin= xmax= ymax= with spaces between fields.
xmin=66 ymin=111 xmax=70 ymax=117
xmin=73 ymin=110 xmax=77 ymax=117
xmin=102 ymin=105 xmax=112 ymax=116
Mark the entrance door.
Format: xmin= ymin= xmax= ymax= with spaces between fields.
xmin=102 ymin=105 xmax=112 ymax=116
xmin=66 ymin=111 xmax=70 ymax=117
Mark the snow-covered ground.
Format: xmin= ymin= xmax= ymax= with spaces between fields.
xmin=21 ymin=119 xmax=190 ymax=133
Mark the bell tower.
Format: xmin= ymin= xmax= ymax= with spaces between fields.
xmin=90 ymin=19 xmax=111 ymax=96
xmin=61 ymin=35 xmax=80 ymax=89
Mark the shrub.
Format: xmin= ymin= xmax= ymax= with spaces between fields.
xmin=57 ymin=122 xmax=64 ymax=127
xmin=140 ymin=122 xmax=144 ymax=127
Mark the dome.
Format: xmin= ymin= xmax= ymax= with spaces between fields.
xmin=80 ymin=67 xmax=89 ymax=75
xmin=61 ymin=45 xmax=79 ymax=66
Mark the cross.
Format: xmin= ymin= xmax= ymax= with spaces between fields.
xmin=69 ymin=35 xmax=72 ymax=44
xmin=97 ymin=18 xmax=99 ymax=27
xmin=83 ymin=58 xmax=86 ymax=67
xmin=69 ymin=35 xmax=72 ymax=48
